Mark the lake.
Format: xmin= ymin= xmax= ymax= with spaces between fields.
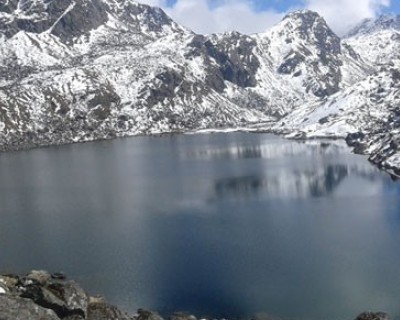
xmin=0 ymin=133 xmax=399 ymax=320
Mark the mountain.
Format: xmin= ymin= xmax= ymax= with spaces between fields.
xmin=0 ymin=0 xmax=273 ymax=150
xmin=0 ymin=0 xmax=399 ymax=176
xmin=344 ymin=14 xmax=400 ymax=67
xmin=346 ymin=14 xmax=400 ymax=37
xmin=277 ymin=12 xmax=400 ymax=176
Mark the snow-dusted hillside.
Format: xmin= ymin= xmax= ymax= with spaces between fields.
xmin=344 ymin=15 xmax=400 ymax=68
xmin=0 ymin=0 xmax=399 ymax=176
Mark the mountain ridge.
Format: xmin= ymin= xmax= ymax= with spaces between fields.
xmin=346 ymin=13 xmax=400 ymax=38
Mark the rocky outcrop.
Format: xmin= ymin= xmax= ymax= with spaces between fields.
xmin=0 ymin=271 xmax=202 ymax=320
xmin=0 ymin=271 xmax=133 ymax=320
xmin=0 ymin=271 xmax=394 ymax=320
xmin=355 ymin=312 xmax=391 ymax=320
xmin=0 ymin=294 xmax=60 ymax=320
xmin=275 ymin=10 xmax=342 ymax=97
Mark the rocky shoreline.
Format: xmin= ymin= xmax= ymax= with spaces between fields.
xmin=0 ymin=271 xmax=392 ymax=320
xmin=2 ymin=127 xmax=399 ymax=181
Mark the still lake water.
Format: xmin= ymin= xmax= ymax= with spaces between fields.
xmin=1 ymin=133 xmax=400 ymax=320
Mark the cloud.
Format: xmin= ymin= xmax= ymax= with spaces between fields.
xmin=304 ymin=0 xmax=391 ymax=35
xmin=138 ymin=0 xmax=391 ymax=36
xmin=139 ymin=0 xmax=167 ymax=6
xmin=139 ymin=0 xmax=285 ymax=34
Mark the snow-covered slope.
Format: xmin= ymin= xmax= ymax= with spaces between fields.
xmin=0 ymin=0 xmax=273 ymax=150
xmin=0 ymin=0 xmax=399 ymax=175
xmin=346 ymin=14 xmax=400 ymax=37
xmin=344 ymin=14 xmax=400 ymax=66
xmin=276 ymin=68 xmax=400 ymax=138
xmin=255 ymin=11 xmax=367 ymax=97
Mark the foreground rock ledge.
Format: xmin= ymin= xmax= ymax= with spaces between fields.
xmin=0 ymin=271 xmax=392 ymax=320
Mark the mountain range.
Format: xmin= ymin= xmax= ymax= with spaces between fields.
xmin=0 ymin=0 xmax=399 ymax=176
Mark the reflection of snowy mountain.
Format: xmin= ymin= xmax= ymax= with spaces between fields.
xmin=213 ymin=164 xmax=386 ymax=200
xmin=180 ymin=138 xmax=387 ymax=200
xmin=183 ymin=139 xmax=349 ymax=161
xmin=214 ymin=165 xmax=349 ymax=199
xmin=0 ymin=1 xmax=399 ymax=174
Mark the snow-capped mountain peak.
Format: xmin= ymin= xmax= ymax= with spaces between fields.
xmin=344 ymin=14 xmax=400 ymax=67
xmin=253 ymin=9 xmax=366 ymax=99
xmin=280 ymin=10 xmax=338 ymax=39
xmin=346 ymin=13 xmax=400 ymax=37
xmin=0 ymin=0 xmax=189 ymax=42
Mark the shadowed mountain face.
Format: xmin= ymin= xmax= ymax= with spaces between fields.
xmin=0 ymin=0 xmax=399 ymax=173
xmin=0 ymin=0 xmax=107 ymax=39
xmin=0 ymin=0 xmax=183 ymax=40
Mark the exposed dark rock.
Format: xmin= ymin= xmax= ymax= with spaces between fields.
xmin=52 ymin=272 xmax=67 ymax=280
xmin=0 ymin=294 xmax=60 ymax=320
xmin=1 ymin=270 xmax=88 ymax=319
xmin=277 ymin=52 xmax=305 ymax=75
xmin=87 ymin=301 xmax=133 ymax=320
xmin=346 ymin=132 xmax=369 ymax=153
xmin=136 ymin=309 xmax=164 ymax=320
xmin=276 ymin=10 xmax=343 ymax=97
xmin=185 ymin=32 xmax=260 ymax=92
xmin=206 ymin=32 xmax=260 ymax=88
xmin=50 ymin=0 xmax=109 ymax=42
xmin=169 ymin=312 xmax=197 ymax=320
xmin=0 ymin=271 xmax=135 ymax=320
xmin=0 ymin=271 xmax=395 ymax=320
xmin=0 ymin=0 xmax=108 ymax=41
xmin=26 ymin=269 xmax=52 ymax=285
xmin=355 ymin=312 xmax=390 ymax=320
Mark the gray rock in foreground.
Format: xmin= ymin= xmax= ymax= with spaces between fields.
xmin=0 ymin=270 xmax=134 ymax=320
xmin=355 ymin=312 xmax=391 ymax=320
xmin=0 ymin=294 xmax=60 ymax=320
xmin=0 ymin=270 xmax=393 ymax=320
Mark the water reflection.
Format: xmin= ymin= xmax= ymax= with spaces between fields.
xmin=187 ymin=145 xmax=263 ymax=160
xmin=215 ymin=175 xmax=265 ymax=197
xmin=0 ymin=133 xmax=399 ymax=320
xmin=309 ymin=165 xmax=349 ymax=197
xmin=213 ymin=165 xmax=351 ymax=200
xmin=184 ymin=139 xmax=349 ymax=161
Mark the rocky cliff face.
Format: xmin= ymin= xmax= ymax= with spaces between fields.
xmin=0 ymin=0 xmax=399 ymax=175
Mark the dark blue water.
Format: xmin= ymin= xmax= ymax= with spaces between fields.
xmin=0 ymin=133 xmax=400 ymax=320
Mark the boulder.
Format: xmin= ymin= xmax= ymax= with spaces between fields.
xmin=0 ymin=294 xmax=60 ymax=320
xmin=20 ymin=279 xmax=88 ymax=318
xmin=87 ymin=301 xmax=134 ymax=320
xmin=355 ymin=312 xmax=390 ymax=320
xmin=170 ymin=311 xmax=197 ymax=320
xmin=26 ymin=270 xmax=51 ymax=285
xmin=0 ymin=270 xmax=137 ymax=320
xmin=136 ymin=309 xmax=164 ymax=320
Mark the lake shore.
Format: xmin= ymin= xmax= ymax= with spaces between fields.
xmin=1 ymin=127 xmax=399 ymax=180
xmin=0 ymin=271 xmax=391 ymax=320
